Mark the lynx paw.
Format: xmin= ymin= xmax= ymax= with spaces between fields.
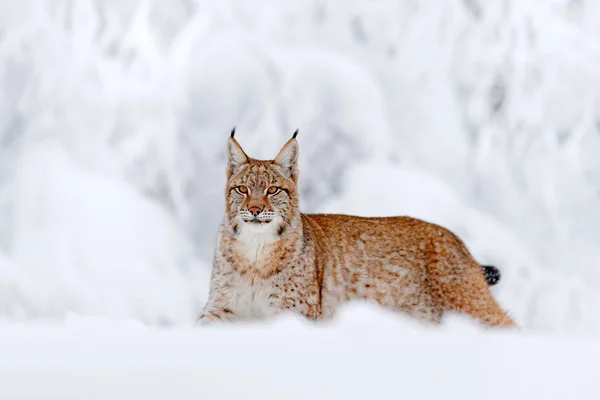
xmin=196 ymin=312 xmax=220 ymax=325
xmin=196 ymin=309 xmax=234 ymax=325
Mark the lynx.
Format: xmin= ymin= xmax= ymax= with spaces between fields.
xmin=197 ymin=130 xmax=516 ymax=327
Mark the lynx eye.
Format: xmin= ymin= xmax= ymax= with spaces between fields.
xmin=266 ymin=186 xmax=280 ymax=195
xmin=235 ymin=186 xmax=249 ymax=195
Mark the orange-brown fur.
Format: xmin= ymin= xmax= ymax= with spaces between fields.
xmin=198 ymin=134 xmax=516 ymax=328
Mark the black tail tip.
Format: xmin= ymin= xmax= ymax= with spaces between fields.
xmin=483 ymin=265 xmax=501 ymax=285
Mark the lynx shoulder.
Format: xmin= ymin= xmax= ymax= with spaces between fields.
xmin=198 ymin=131 xmax=516 ymax=328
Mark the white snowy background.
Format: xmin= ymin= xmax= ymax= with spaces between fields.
xmin=1 ymin=1 xmax=600 ymax=398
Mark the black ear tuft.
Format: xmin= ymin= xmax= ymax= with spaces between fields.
xmin=231 ymin=127 xmax=236 ymax=138
xmin=292 ymin=129 xmax=298 ymax=139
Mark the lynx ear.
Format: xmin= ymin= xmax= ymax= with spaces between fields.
xmin=274 ymin=134 xmax=299 ymax=180
xmin=226 ymin=134 xmax=248 ymax=179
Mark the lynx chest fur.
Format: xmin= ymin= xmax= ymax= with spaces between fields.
xmin=209 ymin=216 xmax=321 ymax=321
xmin=198 ymin=130 xmax=516 ymax=328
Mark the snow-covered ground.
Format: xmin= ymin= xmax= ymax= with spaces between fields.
xmin=1 ymin=305 xmax=599 ymax=400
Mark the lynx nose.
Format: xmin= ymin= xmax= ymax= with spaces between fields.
xmin=248 ymin=205 xmax=264 ymax=216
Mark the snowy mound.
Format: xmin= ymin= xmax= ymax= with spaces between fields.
xmin=1 ymin=304 xmax=598 ymax=400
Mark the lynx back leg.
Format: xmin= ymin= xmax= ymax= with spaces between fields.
xmin=428 ymin=256 xmax=516 ymax=328
xmin=442 ymin=280 xmax=517 ymax=328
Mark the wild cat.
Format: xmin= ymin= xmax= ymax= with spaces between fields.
xmin=197 ymin=130 xmax=516 ymax=327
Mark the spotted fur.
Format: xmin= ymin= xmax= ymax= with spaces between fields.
xmin=198 ymin=135 xmax=516 ymax=328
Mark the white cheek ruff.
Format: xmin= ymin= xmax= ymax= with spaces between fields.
xmin=235 ymin=215 xmax=283 ymax=261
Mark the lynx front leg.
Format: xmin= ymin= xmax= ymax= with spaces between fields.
xmin=197 ymin=259 xmax=237 ymax=325
xmin=197 ymin=289 xmax=237 ymax=324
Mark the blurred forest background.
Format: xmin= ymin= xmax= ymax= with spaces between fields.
xmin=0 ymin=0 xmax=599 ymax=333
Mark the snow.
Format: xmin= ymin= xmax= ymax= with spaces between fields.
xmin=1 ymin=305 xmax=599 ymax=400
xmin=5 ymin=139 xmax=209 ymax=324
xmin=0 ymin=3 xmax=599 ymax=395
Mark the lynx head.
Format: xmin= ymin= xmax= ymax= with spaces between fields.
xmin=224 ymin=129 xmax=300 ymax=239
